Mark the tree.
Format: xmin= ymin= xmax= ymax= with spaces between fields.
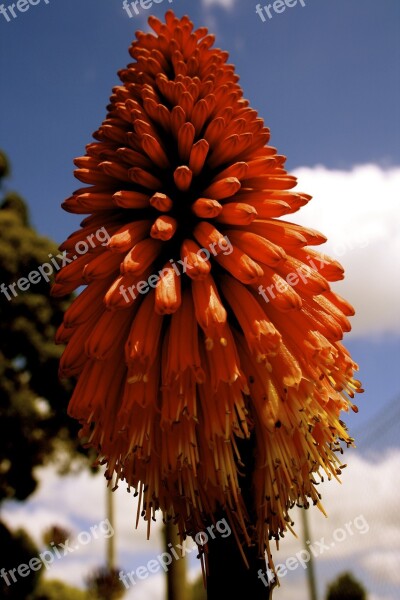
xmin=164 ymin=521 xmax=189 ymax=600
xmin=191 ymin=575 xmax=206 ymax=600
xmin=0 ymin=149 xmax=92 ymax=503
xmin=32 ymin=579 xmax=89 ymax=600
xmin=0 ymin=148 xmax=99 ymax=598
xmin=0 ymin=521 xmax=40 ymax=599
xmin=85 ymin=567 xmax=126 ymax=600
xmin=326 ymin=571 xmax=367 ymax=600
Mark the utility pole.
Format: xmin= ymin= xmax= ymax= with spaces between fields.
xmin=301 ymin=508 xmax=318 ymax=600
xmin=106 ymin=480 xmax=116 ymax=570
xmin=164 ymin=521 xmax=189 ymax=600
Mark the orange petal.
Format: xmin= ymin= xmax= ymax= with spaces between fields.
xmin=256 ymin=271 xmax=303 ymax=312
xmin=125 ymin=290 xmax=164 ymax=378
xmin=141 ymin=134 xmax=170 ymax=169
xmin=191 ymin=98 xmax=210 ymax=136
xmin=249 ymin=220 xmax=327 ymax=249
xmin=155 ymin=263 xmax=182 ymax=314
xmin=129 ymin=167 xmax=162 ymax=189
xmin=74 ymin=168 xmax=112 ymax=186
xmin=208 ymin=133 xmax=253 ymax=168
xmin=203 ymin=177 xmax=241 ymax=200
xmin=220 ymin=275 xmax=281 ymax=360
xmin=245 ymin=157 xmax=277 ymax=177
xmin=150 ymin=216 xmax=178 ymax=240
xmin=191 ymin=275 xmax=227 ymax=343
xmin=214 ymin=246 xmax=264 ymax=285
xmin=204 ymin=117 xmax=225 ymax=146
xmin=180 ymin=239 xmax=212 ymax=280
xmin=149 ymin=192 xmax=173 ymax=212
xmin=83 ymin=250 xmax=123 ymax=282
xmin=245 ymin=198 xmax=291 ymax=218
xmin=63 ymin=278 xmax=114 ymax=326
xmin=243 ymin=174 xmax=297 ymax=190
xmin=122 ymin=238 xmax=163 ymax=274
xmin=99 ymin=161 xmax=131 ymax=182
xmin=193 ymin=221 xmax=231 ymax=256
xmin=178 ymin=122 xmax=195 ymax=162
xmin=116 ymin=147 xmax=153 ymax=169
xmin=191 ymin=198 xmax=222 ymax=219
xmin=226 ymin=230 xmax=286 ymax=267
xmin=104 ymin=270 xmax=152 ymax=309
xmin=171 ymin=105 xmax=186 ymax=136
xmin=107 ymin=220 xmax=151 ymax=252
xmin=55 ymin=248 xmax=101 ymax=284
xmin=174 ymin=165 xmax=193 ymax=191
xmin=62 ymin=192 xmax=113 ymax=213
xmin=215 ymin=202 xmax=257 ymax=225
xmin=112 ymin=191 xmax=150 ymax=209
xmin=85 ymin=309 xmax=132 ymax=360
xmin=212 ymin=161 xmax=248 ymax=182
xmin=164 ymin=288 xmax=203 ymax=385
xmin=293 ymin=248 xmax=344 ymax=282
xmin=277 ymin=256 xmax=330 ymax=295
xmin=189 ymin=139 xmax=209 ymax=176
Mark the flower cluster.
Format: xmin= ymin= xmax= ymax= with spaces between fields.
xmin=54 ymin=10 xmax=362 ymax=565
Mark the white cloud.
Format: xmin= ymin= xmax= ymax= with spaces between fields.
xmin=2 ymin=450 xmax=400 ymax=598
xmin=264 ymin=449 xmax=400 ymax=599
xmin=362 ymin=552 xmax=400 ymax=586
xmin=123 ymin=573 xmax=164 ymax=600
xmin=289 ymin=164 xmax=400 ymax=337
xmin=202 ymin=0 xmax=236 ymax=9
xmin=277 ymin=449 xmax=400 ymax=558
xmin=369 ymin=595 xmax=398 ymax=600
xmin=3 ymin=465 xmax=165 ymax=589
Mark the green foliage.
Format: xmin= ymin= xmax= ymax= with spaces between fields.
xmin=31 ymin=579 xmax=89 ymax=600
xmin=85 ymin=567 xmax=126 ymax=600
xmin=0 ymin=521 xmax=40 ymax=599
xmin=0 ymin=149 xmax=103 ymax=600
xmin=42 ymin=525 xmax=72 ymax=549
xmin=0 ymin=152 xmax=92 ymax=503
xmin=326 ymin=571 xmax=367 ymax=600
xmin=191 ymin=575 xmax=206 ymax=600
xmin=0 ymin=150 xmax=10 ymax=179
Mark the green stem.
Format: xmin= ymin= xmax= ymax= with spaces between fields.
xmin=206 ymin=529 xmax=271 ymax=599
xmin=206 ymin=436 xmax=272 ymax=599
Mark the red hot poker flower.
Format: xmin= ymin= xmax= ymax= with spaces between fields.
xmin=54 ymin=9 xmax=362 ymax=574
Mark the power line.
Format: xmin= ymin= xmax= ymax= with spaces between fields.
xmin=352 ymin=394 xmax=400 ymax=443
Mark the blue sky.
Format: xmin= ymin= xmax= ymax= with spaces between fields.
xmin=1 ymin=1 xmax=400 ymax=599
xmin=1 ymin=0 xmax=399 ymax=436
xmin=1 ymin=0 xmax=399 ymax=241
